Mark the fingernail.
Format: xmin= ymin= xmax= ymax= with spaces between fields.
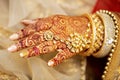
xmin=48 ymin=60 xmax=54 ymax=66
xmin=19 ymin=50 xmax=28 ymax=58
xmin=22 ymin=20 xmax=36 ymax=24
xmin=9 ymin=33 xmax=19 ymax=40
xmin=8 ymin=44 xmax=17 ymax=52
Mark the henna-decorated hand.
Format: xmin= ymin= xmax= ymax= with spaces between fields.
xmin=8 ymin=15 xmax=91 ymax=66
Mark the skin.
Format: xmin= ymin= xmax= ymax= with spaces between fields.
xmin=8 ymin=15 xmax=92 ymax=66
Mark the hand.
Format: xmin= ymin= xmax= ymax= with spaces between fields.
xmin=8 ymin=15 xmax=91 ymax=66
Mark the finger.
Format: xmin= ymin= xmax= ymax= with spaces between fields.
xmin=21 ymin=19 xmax=38 ymax=26
xmin=48 ymin=48 xmax=75 ymax=66
xmin=10 ymin=18 xmax=53 ymax=40
xmin=19 ymin=41 xmax=57 ymax=58
xmin=8 ymin=32 xmax=44 ymax=52
xmin=9 ymin=24 xmax=37 ymax=40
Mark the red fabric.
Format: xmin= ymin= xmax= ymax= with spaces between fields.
xmin=92 ymin=0 xmax=120 ymax=13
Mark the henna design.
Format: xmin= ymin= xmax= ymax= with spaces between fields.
xmin=17 ymin=25 xmax=36 ymax=39
xmin=48 ymin=48 xmax=75 ymax=66
xmin=69 ymin=16 xmax=90 ymax=34
xmin=51 ymin=15 xmax=90 ymax=40
xmin=11 ymin=17 xmax=54 ymax=40
xmin=9 ymin=15 xmax=92 ymax=66
xmin=20 ymin=40 xmax=68 ymax=58
xmin=21 ymin=41 xmax=57 ymax=58
xmin=16 ymin=32 xmax=44 ymax=50
xmin=35 ymin=17 xmax=53 ymax=31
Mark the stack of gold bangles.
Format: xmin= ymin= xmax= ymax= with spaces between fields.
xmin=82 ymin=10 xmax=119 ymax=79
xmin=81 ymin=13 xmax=104 ymax=56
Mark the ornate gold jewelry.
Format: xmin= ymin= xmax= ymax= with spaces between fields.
xmin=62 ymin=21 xmax=91 ymax=54
xmin=43 ymin=21 xmax=91 ymax=54
xmin=91 ymin=14 xmax=104 ymax=55
xmin=83 ymin=13 xmax=105 ymax=56
xmin=93 ymin=12 xmax=115 ymax=58
xmin=43 ymin=31 xmax=54 ymax=41
xmin=96 ymin=10 xmax=119 ymax=80
xmin=65 ymin=32 xmax=91 ymax=53
xmin=82 ymin=14 xmax=97 ymax=56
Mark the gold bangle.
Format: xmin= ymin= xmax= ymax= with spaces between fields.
xmin=93 ymin=13 xmax=115 ymax=58
xmin=91 ymin=13 xmax=104 ymax=54
xmin=83 ymin=13 xmax=104 ymax=56
xmin=91 ymin=13 xmax=105 ymax=57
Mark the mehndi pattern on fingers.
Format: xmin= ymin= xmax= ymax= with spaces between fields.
xmin=10 ymin=17 xmax=53 ymax=40
xmin=20 ymin=41 xmax=57 ymax=58
xmin=48 ymin=48 xmax=75 ymax=66
xmin=10 ymin=32 xmax=44 ymax=52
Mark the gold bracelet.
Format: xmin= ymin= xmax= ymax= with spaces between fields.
xmin=81 ymin=14 xmax=96 ymax=56
xmin=96 ymin=10 xmax=119 ymax=79
xmin=91 ymin=13 xmax=104 ymax=54
xmin=82 ymin=14 xmax=104 ymax=56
